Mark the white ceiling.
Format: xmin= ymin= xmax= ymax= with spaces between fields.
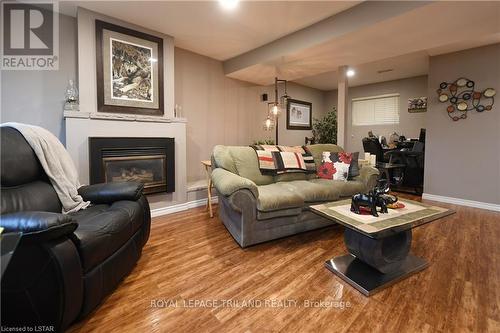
xmin=59 ymin=1 xmax=500 ymax=90
xmin=227 ymin=1 xmax=500 ymax=86
xmin=60 ymin=1 xmax=360 ymax=60
xmin=294 ymin=51 xmax=429 ymax=91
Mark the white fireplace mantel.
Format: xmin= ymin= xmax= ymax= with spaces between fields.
xmin=64 ymin=111 xmax=187 ymax=123
xmin=65 ymin=115 xmax=187 ymax=211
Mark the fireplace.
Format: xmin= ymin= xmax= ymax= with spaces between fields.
xmin=89 ymin=137 xmax=175 ymax=194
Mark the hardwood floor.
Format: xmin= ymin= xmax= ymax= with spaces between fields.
xmin=68 ymin=195 xmax=500 ymax=333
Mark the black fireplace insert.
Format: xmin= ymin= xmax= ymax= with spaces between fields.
xmin=89 ymin=137 xmax=175 ymax=194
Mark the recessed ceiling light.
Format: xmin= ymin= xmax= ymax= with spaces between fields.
xmin=219 ymin=0 xmax=239 ymax=10
xmin=377 ymin=68 xmax=394 ymax=74
xmin=346 ymin=69 xmax=355 ymax=77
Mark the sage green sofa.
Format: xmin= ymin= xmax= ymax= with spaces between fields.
xmin=211 ymin=144 xmax=379 ymax=247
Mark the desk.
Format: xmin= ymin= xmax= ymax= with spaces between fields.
xmin=376 ymin=162 xmax=406 ymax=186
xmin=382 ymin=147 xmax=397 ymax=154
xmin=201 ymin=160 xmax=214 ymax=218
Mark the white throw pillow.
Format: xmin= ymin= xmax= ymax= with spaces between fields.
xmin=322 ymin=151 xmax=332 ymax=163
xmin=333 ymin=162 xmax=350 ymax=181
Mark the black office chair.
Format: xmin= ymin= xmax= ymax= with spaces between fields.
xmin=385 ymin=140 xmax=425 ymax=194
xmin=412 ymin=141 xmax=424 ymax=153
xmin=362 ymin=137 xmax=388 ymax=163
xmin=419 ymin=128 xmax=426 ymax=144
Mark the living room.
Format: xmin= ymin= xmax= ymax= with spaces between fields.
xmin=1 ymin=1 xmax=499 ymax=332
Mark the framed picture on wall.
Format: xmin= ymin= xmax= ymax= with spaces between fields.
xmin=95 ymin=20 xmax=164 ymax=115
xmin=408 ymin=97 xmax=427 ymax=113
xmin=287 ymin=99 xmax=312 ymax=130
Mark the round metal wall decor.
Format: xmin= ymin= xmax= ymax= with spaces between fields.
xmin=439 ymin=94 xmax=449 ymax=102
xmin=456 ymin=78 xmax=467 ymax=87
xmin=457 ymin=102 xmax=468 ymax=111
xmin=437 ymin=77 xmax=495 ymax=121
xmin=484 ymin=88 xmax=496 ymax=98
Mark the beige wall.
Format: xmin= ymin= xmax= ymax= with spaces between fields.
xmin=251 ymin=82 xmax=328 ymax=147
xmin=424 ymin=44 xmax=500 ymax=204
xmin=175 ymin=47 xmax=256 ymax=183
xmin=1 ymin=14 xmax=77 ymax=143
xmin=175 ymin=47 xmax=327 ymax=183
xmin=324 ymin=76 xmax=427 ymax=153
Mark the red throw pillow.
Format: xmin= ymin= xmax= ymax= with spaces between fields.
xmin=317 ymin=162 xmax=336 ymax=179
xmin=324 ymin=151 xmax=360 ymax=179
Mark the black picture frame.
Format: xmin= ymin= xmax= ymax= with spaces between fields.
xmin=287 ymin=99 xmax=312 ymax=130
xmin=95 ymin=20 xmax=164 ymax=116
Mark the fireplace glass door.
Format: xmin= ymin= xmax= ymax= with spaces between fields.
xmin=102 ymin=155 xmax=167 ymax=194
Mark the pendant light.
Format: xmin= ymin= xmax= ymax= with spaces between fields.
xmin=263 ymin=114 xmax=275 ymax=131
xmin=270 ymin=104 xmax=281 ymax=117
xmin=270 ymin=77 xmax=283 ymax=117
xmin=261 ymin=77 xmax=290 ymax=144
xmin=280 ymin=79 xmax=290 ymax=109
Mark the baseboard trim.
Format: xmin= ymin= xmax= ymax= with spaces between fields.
xmin=422 ymin=193 xmax=500 ymax=212
xmin=152 ymin=193 xmax=500 ymax=216
xmin=150 ymin=196 xmax=218 ymax=217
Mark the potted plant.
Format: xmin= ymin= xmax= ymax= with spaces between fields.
xmin=312 ymin=107 xmax=337 ymax=144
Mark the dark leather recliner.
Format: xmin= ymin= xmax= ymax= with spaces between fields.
xmin=0 ymin=127 xmax=151 ymax=331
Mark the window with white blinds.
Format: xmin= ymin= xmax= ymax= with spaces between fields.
xmin=351 ymin=93 xmax=400 ymax=126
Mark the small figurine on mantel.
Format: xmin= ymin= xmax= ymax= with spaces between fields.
xmin=174 ymin=104 xmax=182 ymax=118
xmin=64 ymin=79 xmax=80 ymax=111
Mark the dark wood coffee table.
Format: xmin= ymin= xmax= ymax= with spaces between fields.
xmin=310 ymin=199 xmax=453 ymax=296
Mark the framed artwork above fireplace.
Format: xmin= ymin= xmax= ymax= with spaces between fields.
xmin=95 ymin=20 xmax=164 ymax=116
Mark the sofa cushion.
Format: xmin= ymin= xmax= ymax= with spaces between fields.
xmin=70 ymin=200 xmax=143 ymax=273
xmin=310 ymin=178 xmax=365 ymax=197
xmin=257 ymin=183 xmax=304 ymax=211
xmin=280 ymin=180 xmax=341 ymax=203
xmin=212 ymin=145 xmax=238 ymax=174
xmin=229 ymin=146 xmax=274 ymax=185
xmin=274 ymin=172 xmax=308 ymax=182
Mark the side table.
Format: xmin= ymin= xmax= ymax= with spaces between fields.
xmin=201 ymin=160 xmax=214 ymax=218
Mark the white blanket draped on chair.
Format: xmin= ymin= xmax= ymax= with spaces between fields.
xmin=1 ymin=122 xmax=90 ymax=213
